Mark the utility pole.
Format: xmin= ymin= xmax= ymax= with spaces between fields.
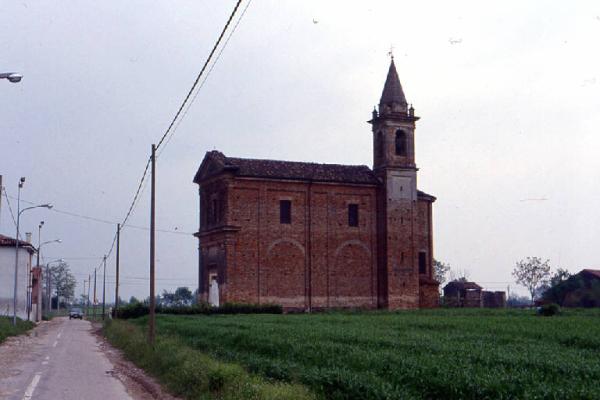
xmin=82 ymin=279 xmax=86 ymax=308
xmin=102 ymin=255 xmax=106 ymax=320
xmin=115 ymin=223 xmax=120 ymax=310
xmin=93 ymin=269 xmax=97 ymax=320
xmin=149 ymin=144 xmax=156 ymax=345
xmin=87 ymin=273 xmax=91 ymax=317
xmin=12 ymin=178 xmax=24 ymax=326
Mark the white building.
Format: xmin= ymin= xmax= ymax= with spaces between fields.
xmin=0 ymin=234 xmax=35 ymax=321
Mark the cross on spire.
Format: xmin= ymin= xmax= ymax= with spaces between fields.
xmin=388 ymin=45 xmax=395 ymax=60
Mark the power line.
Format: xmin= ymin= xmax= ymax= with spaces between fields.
xmin=6 ymin=193 xmax=193 ymax=235
xmin=120 ymin=157 xmax=152 ymax=229
xmin=158 ymin=0 xmax=253 ymax=157
xmin=155 ymin=0 xmax=243 ymax=152
xmin=86 ymin=0 xmax=247 ymax=286
xmin=1 ymin=187 xmax=19 ymax=236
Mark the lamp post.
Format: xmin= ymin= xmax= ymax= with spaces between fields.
xmin=31 ymin=221 xmax=45 ymax=320
xmin=12 ymin=177 xmax=53 ymax=326
xmin=30 ymin=236 xmax=61 ymax=320
xmin=0 ymin=72 xmax=23 ymax=83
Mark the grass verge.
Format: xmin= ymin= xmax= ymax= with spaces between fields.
xmin=104 ymin=319 xmax=315 ymax=400
xmin=0 ymin=316 xmax=35 ymax=344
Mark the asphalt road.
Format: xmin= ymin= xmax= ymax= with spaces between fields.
xmin=0 ymin=317 xmax=132 ymax=400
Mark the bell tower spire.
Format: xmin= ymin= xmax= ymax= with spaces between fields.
xmin=379 ymin=58 xmax=408 ymax=114
xmin=369 ymin=59 xmax=419 ymax=172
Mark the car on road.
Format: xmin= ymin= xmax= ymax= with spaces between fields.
xmin=69 ymin=307 xmax=83 ymax=319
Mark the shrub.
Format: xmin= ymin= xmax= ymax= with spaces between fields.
xmin=113 ymin=301 xmax=282 ymax=319
xmin=538 ymin=303 xmax=560 ymax=316
xmin=0 ymin=317 xmax=34 ymax=344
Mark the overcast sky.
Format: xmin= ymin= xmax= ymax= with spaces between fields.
xmin=1 ymin=1 xmax=599 ymax=300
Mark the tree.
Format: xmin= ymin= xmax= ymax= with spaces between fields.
xmin=161 ymin=287 xmax=194 ymax=307
xmin=512 ymin=257 xmax=550 ymax=305
xmin=174 ymin=287 xmax=193 ymax=306
xmin=433 ymin=259 xmax=451 ymax=285
xmin=50 ymin=261 xmax=76 ymax=311
xmin=449 ymin=268 xmax=470 ymax=283
xmin=129 ymin=296 xmax=139 ymax=304
xmin=550 ymin=268 xmax=571 ymax=287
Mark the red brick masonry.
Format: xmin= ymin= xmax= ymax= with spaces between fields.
xmin=193 ymin=152 xmax=439 ymax=310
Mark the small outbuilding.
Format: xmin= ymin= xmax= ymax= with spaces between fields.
xmin=443 ymin=281 xmax=483 ymax=307
xmin=443 ymin=280 xmax=506 ymax=308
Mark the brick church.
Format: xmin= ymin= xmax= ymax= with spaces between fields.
xmin=193 ymin=59 xmax=439 ymax=310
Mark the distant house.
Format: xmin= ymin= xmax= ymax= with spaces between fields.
xmin=444 ymin=281 xmax=483 ymax=307
xmin=543 ymin=269 xmax=600 ymax=307
xmin=0 ymin=234 xmax=35 ymax=320
xmin=443 ymin=280 xmax=506 ymax=308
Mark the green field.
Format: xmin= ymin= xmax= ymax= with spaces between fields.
xmin=109 ymin=309 xmax=600 ymax=399
xmin=0 ymin=316 xmax=34 ymax=344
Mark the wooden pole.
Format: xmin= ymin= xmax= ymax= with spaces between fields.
xmin=102 ymin=255 xmax=106 ymax=320
xmin=87 ymin=274 xmax=91 ymax=316
xmin=149 ymin=145 xmax=156 ymax=344
xmin=115 ymin=223 xmax=120 ymax=311
xmin=93 ymin=269 xmax=97 ymax=320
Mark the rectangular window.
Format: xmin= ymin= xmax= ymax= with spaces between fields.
xmin=280 ymin=200 xmax=291 ymax=224
xmin=348 ymin=204 xmax=359 ymax=227
xmin=419 ymin=251 xmax=427 ymax=274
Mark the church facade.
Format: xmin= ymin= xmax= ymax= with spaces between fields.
xmin=193 ymin=60 xmax=439 ymax=310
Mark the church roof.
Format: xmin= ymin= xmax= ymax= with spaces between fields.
xmin=194 ymin=151 xmax=380 ymax=185
xmin=379 ymin=59 xmax=407 ymax=108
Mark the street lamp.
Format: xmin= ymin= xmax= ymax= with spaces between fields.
xmin=12 ymin=176 xmax=53 ymax=325
xmin=0 ymin=72 xmax=23 ymax=83
xmin=29 ymin=222 xmax=61 ymax=320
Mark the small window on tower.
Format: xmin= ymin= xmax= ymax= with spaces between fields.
xmin=348 ymin=204 xmax=359 ymax=227
xmin=395 ymin=129 xmax=407 ymax=156
xmin=419 ymin=251 xmax=427 ymax=274
xmin=280 ymin=200 xmax=291 ymax=224
xmin=377 ymin=131 xmax=384 ymax=159
xmin=211 ymin=198 xmax=218 ymax=223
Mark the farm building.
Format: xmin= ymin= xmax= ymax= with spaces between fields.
xmin=443 ymin=281 xmax=506 ymax=308
xmin=193 ymin=59 xmax=439 ymax=311
xmin=543 ymin=269 xmax=600 ymax=307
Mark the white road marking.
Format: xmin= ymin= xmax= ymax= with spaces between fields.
xmin=57 ymin=331 xmax=62 ymax=339
xmin=52 ymin=340 xmax=58 ymax=348
xmin=42 ymin=361 xmax=48 ymax=365
xmin=45 ymin=356 xmax=50 ymax=360
xmin=22 ymin=373 xmax=41 ymax=400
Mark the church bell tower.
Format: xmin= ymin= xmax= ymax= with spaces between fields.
xmin=369 ymin=58 xmax=421 ymax=309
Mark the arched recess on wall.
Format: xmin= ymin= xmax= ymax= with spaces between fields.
xmin=332 ymin=240 xmax=373 ymax=307
xmin=264 ymin=239 xmax=306 ymax=308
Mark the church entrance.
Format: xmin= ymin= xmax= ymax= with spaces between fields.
xmin=208 ymin=272 xmax=219 ymax=307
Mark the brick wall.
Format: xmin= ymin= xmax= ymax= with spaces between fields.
xmin=200 ymin=177 xmax=379 ymax=310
